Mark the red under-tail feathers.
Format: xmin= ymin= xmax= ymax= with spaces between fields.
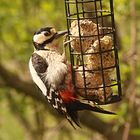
xmin=59 ymin=64 xmax=115 ymax=127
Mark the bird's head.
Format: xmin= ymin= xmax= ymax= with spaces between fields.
xmin=33 ymin=27 xmax=67 ymax=50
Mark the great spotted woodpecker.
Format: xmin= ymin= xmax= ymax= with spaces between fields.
xmin=29 ymin=27 xmax=115 ymax=127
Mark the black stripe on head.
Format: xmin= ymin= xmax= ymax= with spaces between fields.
xmin=34 ymin=27 xmax=53 ymax=35
xmin=33 ymin=33 xmax=57 ymax=50
xmin=42 ymin=33 xmax=57 ymax=45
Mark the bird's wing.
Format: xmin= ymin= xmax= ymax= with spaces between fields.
xmin=29 ymin=53 xmax=48 ymax=96
xmin=29 ymin=52 xmax=68 ymax=117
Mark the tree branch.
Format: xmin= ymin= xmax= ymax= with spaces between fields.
xmin=0 ymin=63 xmax=123 ymax=139
xmin=0 ymin=63 xmax=46 ymax=104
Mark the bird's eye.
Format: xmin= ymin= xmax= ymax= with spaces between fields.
xmin=44 ymin=31 xmax=50 ymax=36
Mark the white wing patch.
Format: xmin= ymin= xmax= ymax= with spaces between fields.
xmin=29 ymin=58 xmax=47 ymax=96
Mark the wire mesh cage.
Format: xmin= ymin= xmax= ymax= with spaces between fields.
xmin=64 ymin=0 xmax=122 ymax=105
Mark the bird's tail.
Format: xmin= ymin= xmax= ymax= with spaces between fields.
xmin=72 ymin=100 xmax=115 ymax=114
xmin=59 ymin=88 xmax=115 ymax=127
xmin=65 ymin=99 xmax=115 ymax=128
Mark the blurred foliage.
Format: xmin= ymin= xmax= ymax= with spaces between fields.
xmin=0 ymin=0 xmax=140 ymax=140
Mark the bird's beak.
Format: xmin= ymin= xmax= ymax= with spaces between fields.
xmin=55 ymin=30 xmax=68 ymax=39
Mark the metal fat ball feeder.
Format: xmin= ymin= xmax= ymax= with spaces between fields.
xmin=64 ymin=0 xmax=122 ymax=105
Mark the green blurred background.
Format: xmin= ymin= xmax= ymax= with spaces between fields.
xmin=0 ymin=0 xmax=140 ymax=140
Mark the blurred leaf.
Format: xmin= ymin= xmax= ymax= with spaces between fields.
xmin=130 ymin=128 xmax=140 ymax=136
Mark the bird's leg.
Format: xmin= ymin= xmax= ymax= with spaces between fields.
xmin=62 ymin=34 xmax=68 ymax=59
xmin=62 ymin=35 xmax=74 ymax=57
xmin=63 ymin=35 xmax=81 ymax=69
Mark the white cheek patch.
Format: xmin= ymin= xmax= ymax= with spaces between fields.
xmin=33 ymin=32 xmax=54 ymax=44
xmin=33 ymin=33 xmax=47 ymax=44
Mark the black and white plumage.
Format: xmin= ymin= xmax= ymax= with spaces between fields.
xmin=29 ymin=27 xmax=68 ymax=114
xmin=29 ymin=27 xmax=115 ymax=128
